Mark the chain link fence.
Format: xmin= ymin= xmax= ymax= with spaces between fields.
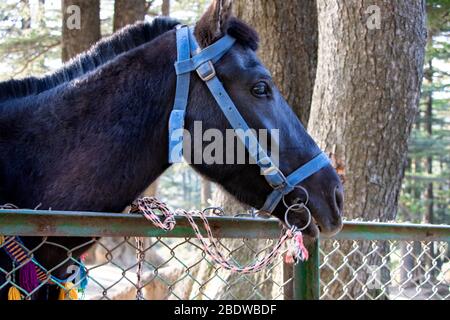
xmin=319 ymin=239 xmax=449 ymax=300
xmin=0 ymin=235 xmax=293 ymax=300
xmin=0 ymin=210 xmax=449 ymax=300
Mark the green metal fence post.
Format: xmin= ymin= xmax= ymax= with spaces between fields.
xmin=293 ymin=237 xmax=320 ymax=300
xmin=283 ymin=254 xmax=294 ymax=300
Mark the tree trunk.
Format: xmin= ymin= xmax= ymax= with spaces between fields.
xmin=37 ymin=0 xmax=46 ymax=27
xmin=423 ymin=60 xmax=437 ymax=279
xmin=235 ymin=0 xmax=318 ymax=125
xmin=200 ymin=178 xmax=212 ymax=208
xmin=309 ymin=0 xmax=427 ymax=299
xmin=62 ymin=0 xmax=101 ymax=62
xmin=20 ymin=0 xmax=31 ymax=30
xmin=162 ymin=0 xmax=171 ymax=17
xmin=143 ymin=180 xmax=159 ymax=198
xmin=413 ymin=120 xmax=423 ymax=211
xmin=424 ymin=59 xmax=434 ymax=225
xmin=400 ymin=241 xmax=422 ymax=288
xmin=113 ymin=0 xmax=147 ymax=32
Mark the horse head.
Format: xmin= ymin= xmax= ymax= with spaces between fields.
xmin=176 ymin=0 xmax=344 ymax=238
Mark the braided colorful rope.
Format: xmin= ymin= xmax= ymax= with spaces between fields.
xmin=131 ymin=197 xmax=308 ymax=275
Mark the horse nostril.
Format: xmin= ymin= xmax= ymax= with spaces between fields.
xmin=334 ymin=186 xmax=344 ymax=216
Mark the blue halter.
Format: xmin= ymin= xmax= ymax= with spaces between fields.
xmin=168 ymin=25 xmax=330 ymax=213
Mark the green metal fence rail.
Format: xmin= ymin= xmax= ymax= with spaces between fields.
xmin=1 ymin=209 xmax=449 ymax=300
xmin=291 ymin=221 xmax=450 ymax=300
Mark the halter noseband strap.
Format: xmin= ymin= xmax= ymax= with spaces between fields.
xmin=168 ymin=25 xmax=330 ymax=214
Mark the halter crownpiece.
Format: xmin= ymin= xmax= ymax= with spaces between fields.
xmin=168 ymin=25 xmax=331 ymax=215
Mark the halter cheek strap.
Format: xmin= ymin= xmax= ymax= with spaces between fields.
xmin=168 ymin=25 xmax=331 ymax=214
xmin=168 ymin=25 xmax=191 ymax=163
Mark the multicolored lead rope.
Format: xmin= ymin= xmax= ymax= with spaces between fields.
xmin=130 ymin=197 xmax=309 ymax=275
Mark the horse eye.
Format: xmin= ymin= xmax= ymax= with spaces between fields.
xmin=252 ymin=82 xmax=269 ymax=97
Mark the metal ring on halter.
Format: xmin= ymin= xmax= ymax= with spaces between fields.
xmin=202 ymin=207 xmax=225 ymax=216
xmin=284 ymin=203 xmax=312 ymax=232
xmin=282 ymin=185 xmax=310 ymax=210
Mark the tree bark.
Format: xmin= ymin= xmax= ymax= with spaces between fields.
xmin=200 ymin=178 xmax=212 ymax=208
xmin=424 ymin=59 xmax=434 ymax=225
xmin=423 ymin=58 xmax=437 ymax=279
xmin=143 ymin=180 xmax=159 ymax=198
xmin=235 ymin=0 xmax=318 ymax=125
xmin=37 ymin=0 xmax=46 ymax=27
xmin=310 ymin=0 xmax=427 ymax=221
xmin=62 ymin=0 xmax=101 ymax=62
xmin=309 ymin=0 xmax=427 ymax=299
xmin=162 ymin=0 xmax=171 ymax=17
xmin=20 ymin=0 xmax=31 ymax=30
xmin=113 ymin=0 xmax=147 ymax=32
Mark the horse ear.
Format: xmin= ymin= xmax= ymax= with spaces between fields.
xmin=195 ymin=0 xmax=233 ymax=48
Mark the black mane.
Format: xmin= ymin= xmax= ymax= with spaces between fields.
xmin=0 ymin=17 xmax=179 ymax=103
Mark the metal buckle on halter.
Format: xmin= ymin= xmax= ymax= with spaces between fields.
xmin=196 ymin=61 xmax=216 ymax=82
xmin=271 ymin=180 xmax=287 ymax=191
xmin=262 ymin=166 xmax=288 ymax=190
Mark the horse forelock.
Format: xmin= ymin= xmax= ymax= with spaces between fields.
xmin=226 ymin=18 xmax=259 ymax=51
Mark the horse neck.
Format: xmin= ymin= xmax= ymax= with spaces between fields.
xmin=1 ymin=32 xmax=177 ymax=212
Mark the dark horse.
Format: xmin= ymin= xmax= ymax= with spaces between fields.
xmin=0 ymin=0 xmax=343 ymax=299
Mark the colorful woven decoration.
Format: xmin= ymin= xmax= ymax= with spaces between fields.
xmin=3 ymin=236 xmax=49 ymax=282
xmin=1 ymin=235 xmax=83 ymax=300
xmin=8 ymin=287 xmax=22 ymax=300
xmin=19 ymin=261 xmax=40 ymax=293
xmin=58 ymin=282 xmax=78 ymax=301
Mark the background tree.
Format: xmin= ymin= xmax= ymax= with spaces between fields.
xmin=401 ymin=1 xmax=450 ymax=225
xmin=309 ymin=0 xmax=427 ymax=299
xmin=19 ymin=0 xmax=31 ymax=29
xmin=37 ymin=0 xmax=46 ymax=27
xmin=0 ymin=0 xmax=60 ymax=78
xmin=399 ymin=0 xmax=450 ymax=283
xmin=170 ymin=0 xmax=210 ymax=25
xmin=113 ymin=0 xmax=147 ymax=32
xmin=162 ymin=0 xmax=171 ymax=17
xmin=234 ymin=0 xmax=317 ymax=125
xmin=62 ymin=0 xmax=100 ymax=62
